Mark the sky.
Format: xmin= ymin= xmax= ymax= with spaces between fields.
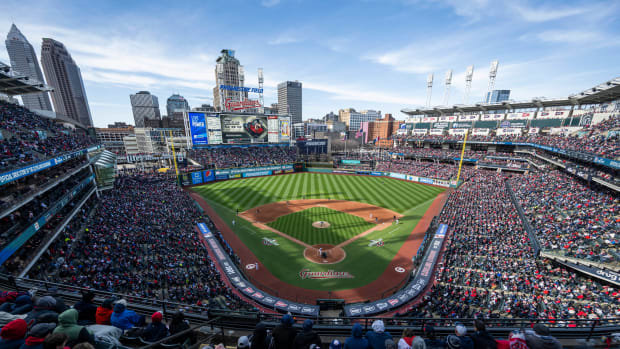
xmin=1 ymin=0 xmax=619 ymax=127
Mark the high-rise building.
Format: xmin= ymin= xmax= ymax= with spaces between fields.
xmin=130 ymin=91 xmax=161 ymax=128
xmin=166 ymin=94 xmax=190 ymax=116
xmin=485 ymin=89 xmax=510 ymax=103
xmin=278 ymin=81 xmax=302 ymax=124
xmin=213 ymin=49 xmax=246 ymax=112
xmin=362 ymin=114 xmax=401 ymax=144
xmin=40 ymin=38 xmax=93 ymax=126
xmin=5 ymin=24 xmax=53 ymax=111
xmin=338 ymin=108 xmax=381 ymax=131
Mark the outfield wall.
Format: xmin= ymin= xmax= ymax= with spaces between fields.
xmin=180 ymin=164 xmax=458 ymax=188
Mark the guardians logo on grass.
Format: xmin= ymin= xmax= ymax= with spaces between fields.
xmin=262 ymin=237 xmax=279 ymax=246
xmin=299 ymin=269 xmax=354 ymax=279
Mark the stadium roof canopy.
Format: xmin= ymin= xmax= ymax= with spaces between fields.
xmin=402 ymin=76 xmax=620 ymax=116
xmin=0 ymin=61 xmax=52 ymax=96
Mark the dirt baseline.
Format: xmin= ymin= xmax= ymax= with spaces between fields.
xmin=240 ymin=199 xmax=403 ymax=225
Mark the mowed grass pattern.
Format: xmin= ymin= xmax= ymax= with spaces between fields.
xmin=267 ymin=207 xmax=375 ymax=245
xmin=193 ymin=173 xmax=444 ymax=214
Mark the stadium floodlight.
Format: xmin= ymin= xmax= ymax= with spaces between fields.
xmin=464 ymin=65 xmax=474 ymax=104
xmin=443 ymin=69 xmax=453 ymax=106
xmin=487 ymin=60 xmax=499 ymax=98
xmin=426 ymin=73 xmax=434 ymax=108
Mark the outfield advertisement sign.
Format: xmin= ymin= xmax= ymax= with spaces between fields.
xmin=181 ymin=165 xmax=293 ymax=186
xmin=189 ymin=112 xmax=209 ymax=145
xmin=0 ymin=145 xmax=101 ymax=187
xmin=344 ymin=224 xmax=448 ymax=316
xmin=197 ymin=223 xmax=320 ymax=316
xmin=215 ymin=164 xmax=293 ymax=176
xmin=221 ymin=114 xmax=268 ymax=143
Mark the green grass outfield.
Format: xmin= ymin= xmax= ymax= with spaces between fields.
xmin=267 ymin=207 xmax=375 ymax=246
xmin=192 ymin=173 xmax=444 ymax=291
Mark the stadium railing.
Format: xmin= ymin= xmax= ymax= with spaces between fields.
xmin=1 ymin=273 xmax=619 ymax=338
xmin=504 ymin=180 xmax=541 ymax=255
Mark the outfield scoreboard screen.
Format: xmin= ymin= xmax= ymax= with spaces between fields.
xmin=189 ymin=113 xmax=292 ymax=147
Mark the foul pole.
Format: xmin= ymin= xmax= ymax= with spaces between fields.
xmin=169 ymin=131 xmax=180 ymax=181
xmin=455 ymin=129 xmax=469 ymax=185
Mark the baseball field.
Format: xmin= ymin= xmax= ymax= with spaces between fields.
xmin=191 ymin=173 xmax=445 ymax=301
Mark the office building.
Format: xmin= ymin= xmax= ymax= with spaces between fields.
xmin=213 ymin=49 xmax=246 ymax=111
xmin=192 ymin=104 xmax=216 ymax=113
xmin=130 ymin=91 xmax=161 ymax=127
xmin=362 ymin=114 xmax=401 ymax=143
xmin=166 ymin=94 xmax=190 ymax=116
xmin=338 ymin=108 xmax=381 ymax=131
xmin=278 ymin=81 xmax=302 ymax=124
xmin=40 ymin=38 xmax=93 ymax=126
xmin=95 ymin=124 xmax=135 ymax=155
xmin=5 ymin=24 xmax=52 ymax=111
xmin=485 ymin=90 xmax=510 ymax=103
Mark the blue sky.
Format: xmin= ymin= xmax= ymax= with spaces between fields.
xmin=2 ymin=0 xmax=619 ymax=127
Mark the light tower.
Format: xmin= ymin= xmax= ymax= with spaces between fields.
xmin=487 ymin=60 xmax=499 ymax=102
xmin=258 ymin=68 xmax=264 ymax=114
xmin=443 ymin=69 xmax=453 ymax=106
xmin=238 ymin=65 xmax=245 ymax=102
xmin=426 ymin=73 xmax=434 ymax=108
xmin=463 ymin=65 xmax=474 ymax=104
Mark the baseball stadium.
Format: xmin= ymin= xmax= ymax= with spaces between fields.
xmin=1 ymin=8 xmax=620 ymax=349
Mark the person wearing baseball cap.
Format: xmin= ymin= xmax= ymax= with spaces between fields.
xmin=237 ymin=336 xmax=250 ymax=349
xmin=141 ymin=311 xmax=169 ymax=342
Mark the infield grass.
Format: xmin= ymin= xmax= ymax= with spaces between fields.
xmin=193 ymin=173 xmax=444 ymax=292
xmin=267 ymin=207 xmax=375 ymax=246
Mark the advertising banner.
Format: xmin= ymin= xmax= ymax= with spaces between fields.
xmin=429 ymin=129 xmax=443 ymax=135
xmin=341 ymin=160 xmax=361 ymax=165
xmin=438 ymin=115 xmax=456 ymax=122
xmin=191 ymin=171 xmax=203 ymax=185
xmin=472 ymin=128 xmax=490 ymax=136
xmin=422 ymin=117 xmax=437 ymax=123
xmin=206 ymin=114 xmax=223 ymax=145
xmin=458 ymin=114 xmax=479 ymax=121
xmin=412 ymin=129 xmax=427 ymax=135
xmin=500 ymin=120 xmax=527 ymax=128
xmin=215 ymin=164 xmax=294 ymax=176
xmin=221 ymin=114 xmax=268 ymax=143
xmin=197 ymin=223 xmax=319 ymax=316
xmin=189 ymin=112 xmax=208 ymax=145
xmin=279 ymin=116 xmax=290 ymax=142
xmin=243 ymin=170 xmax=272 ymax=178
xmin=203 ymin=170 xmax=215 ymax=183
xmin=344 ymin=224 xmax=448 ymax=316
xmin=432 ymin=122 xmax=449 ymax=129
xmin=451 ymin=122 xmax=472 ymax=129
xmin=297 ymin=139 xmax=328 ymax=154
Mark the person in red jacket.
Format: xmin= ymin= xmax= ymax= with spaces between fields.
xmin=94 ymin=299 xmax=114 ymax=325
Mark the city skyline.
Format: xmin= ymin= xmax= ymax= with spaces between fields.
xmin=1 ymin=0 xmax=619 ymax=127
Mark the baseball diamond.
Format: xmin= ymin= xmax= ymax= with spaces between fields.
xmin=191 ymin=172 xmax=445 ymax=300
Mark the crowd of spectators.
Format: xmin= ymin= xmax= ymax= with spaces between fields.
xmin=189 ymin=146 xmax=296 ymax=169
xmin=403 ymin=172 xmax=619 ymax=324
xmin=510 ymin=171 xmax=619 ymax=264
xmin=0 ymin=101 xmax=95 ymax=171
xmin=0 ymin=168 xmax=93 ymax=254
xmin=29 ymin=173 xmax=253 ymax=312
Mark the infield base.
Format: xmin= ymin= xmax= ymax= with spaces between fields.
xmin=304 ymin=244 xmax=346 ymax=264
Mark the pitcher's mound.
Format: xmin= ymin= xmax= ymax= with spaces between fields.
xmin=312 ymin=221 xmax=331 ymax=229
xmin=304 ymin=244 xmax=346 ymax=264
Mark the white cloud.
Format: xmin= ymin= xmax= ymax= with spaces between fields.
xmin=304 ymin=81 xmax=424 ymax=106
xmin=268 ymin=33 xmax=301 ymax=45
xmin=261 ymin=0 xmax=281 ymax=8
xmin=509 ymin=2 xmax=608 ymax=22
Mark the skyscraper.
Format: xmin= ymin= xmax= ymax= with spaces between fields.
xmin=485 ymin=90 xmax=510 ymax=103
xmin=213 ymin=49 xmax=246 ymax=111
xmin=40 ymin=38 xmax=93 ymax=126
xmin=5 ymin=24 xmax=53 ymax=111
xmin=130 ymin=91 xmax=161 ymax=127
xmin=166 ymin=94 xmax=190 ymax=116
xmin=277 ymin=81 xmax=302 ymax=124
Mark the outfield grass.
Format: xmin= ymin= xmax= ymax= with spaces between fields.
xmin=267 ymin=207 xmax=375 ymax=246
xmin=193 ymin=173 xmax=444 ymax=291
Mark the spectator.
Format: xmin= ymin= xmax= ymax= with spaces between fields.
xmin=398 ymin=328 xmax=415 ymax=349
xmin=249 ymin=322 xmax=272 ymax=349
xmin=72 ymin=292 xmax=96 ymax=325
xmin=141 ymin=312 xmax=169 ymax=342
xmin=330 ymin=340 xmax=343 ymax=349
xmin=168 ymin=311 xmax=194 ymax=344
xmin=110 ymin=300 xmax=143 ymax=331
xmin=293 ymin=319 xmax=321 ymax=349
xmin=385 ymin=339 xmax=396 ymax=349
xmin=422 ymin=326 xmax=444 ymax=349
xmin=42 ymin=333 xmax=67 ymax=349
xmin=20 ymin=323 xmax=56 ymax=349
xmin=237 ymin=336 xmax=250 ymax=349
xmin=52 ymin=309 xmax=93 ymax=345
xmin=471 ymin=320 xmax=495 ymax=349
xmin=366 ymin=320 xmax=392 ymax=349
xmin=94 ymin=299 xmax=114 ymax=326
xmin=25 ymin=297 xmax=57 ymax=325
xmin=524 ymin=325 xmax=562 ymax=349
xmin=453 ymin=324 xmax=473 ymax=349
xmin=412 ymin=337 xmax=426 ymax=349
xmin=272 ymin=314 xmax=297 ymax=349
xmin=345 ymin=323 xmax=368 ymax=349
xmin=0 ymin=319 xmax=28 ymax=349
